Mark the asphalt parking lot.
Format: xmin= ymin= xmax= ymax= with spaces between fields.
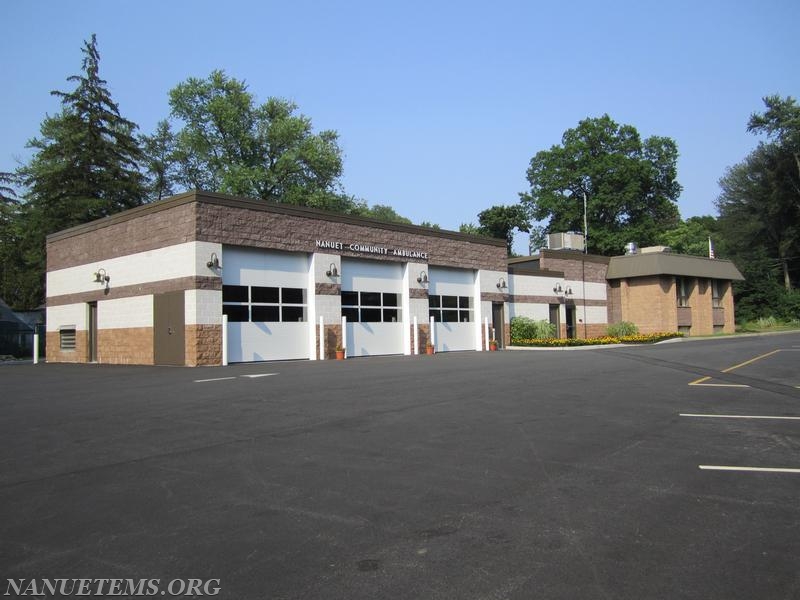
xmin=1 ymin=332 xmax=799 ymax=599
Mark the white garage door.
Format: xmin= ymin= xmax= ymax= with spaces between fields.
xmin=341 ymin=259 xmax=403 ymax=357
xmin=429 ymin=267 xmax=477 ymax=352
xmin=222 ymin=247 xmax=310 ymax=362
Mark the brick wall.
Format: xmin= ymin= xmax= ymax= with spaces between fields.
xmin=98 ymin=327 xmax=153 ymax=365
xmin=47 ymin=202 xmax=197 ymax=271
xmin=195 ymin=201 xmax=507 ymax=272
xmin=46 ymin=330 xmax=87 ymax=363
xmin=538 ymin=250 xmax=609 ymax=284
xmin=620 ymin=276 xmax=678 ymax=334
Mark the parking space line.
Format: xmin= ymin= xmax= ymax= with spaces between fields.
xmin=680 ymin=413 xmax=800 ymax=421
xmin=688 ymin=376 xmax=749 ymax=388
xmin=194 ymin=377 xmax=236 ymax=383
xmin=699 ymin=465 xmax=800 ymax=474
xmin=241 ymin=373 xmax=278 ymax=378
xmin=721 ymin=349 xmax=782 ymax=373
xmin=687 ymin=348 xmax=799 ymax=387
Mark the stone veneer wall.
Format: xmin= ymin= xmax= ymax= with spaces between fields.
xmin=47 ymin=202 xmax=197 ymax=271
xmin=195 ymin=200 xmax=507 ymax=272
xmin=186 ymin=324 xmax=222 ymax=367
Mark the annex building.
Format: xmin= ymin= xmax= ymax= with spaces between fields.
xmin=45 ymin=191 xmax=742 ymax=366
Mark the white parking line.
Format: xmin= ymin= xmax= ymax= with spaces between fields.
xmin=699 ymin=465 xmax=800 ymax=474
xmin=680 ymin=413 xmax=800 ymax=421
xmin=194 ymin=377 xmax=236 ymax=383
xmin=241 ymin=373 xmax=278 ymax=379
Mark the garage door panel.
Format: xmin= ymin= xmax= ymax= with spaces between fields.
xmin=347 ymin=322 xmax=404 ymax=357
xmin=223 ymin=247 xmax=311 ymax=362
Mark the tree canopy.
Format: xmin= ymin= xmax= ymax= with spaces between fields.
xmin=166 ymin=70 xmax=345 ymax=210
xmin=520 ymin=115 xmax=681 ymax=255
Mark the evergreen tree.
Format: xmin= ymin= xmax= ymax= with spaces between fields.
xmin=12 ymin=34 xmax=147 ymax=308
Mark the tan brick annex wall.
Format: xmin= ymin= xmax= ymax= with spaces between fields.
xmin=46 ymin=330 xmax=88 ymax=363
xmin=98 ymin=327 xmax=154 ymax=365
xmin=618 ymin=276 xmax=677 ymax=334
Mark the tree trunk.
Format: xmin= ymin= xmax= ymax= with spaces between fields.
xmin=782 ymin=258 xmax=792 ymax=291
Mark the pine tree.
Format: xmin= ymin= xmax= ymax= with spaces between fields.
xmin=12 ymin=34 xmax=147 ymax=308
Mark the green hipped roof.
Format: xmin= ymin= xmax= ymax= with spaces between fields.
xmin=606 ymin=253 xmax=744 ymax=281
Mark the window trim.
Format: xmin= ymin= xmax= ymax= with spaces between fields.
xmin=341 ymin=290 xmax=402 ymax=323
xmin=222 ymin=284 xmax=307 ymax=323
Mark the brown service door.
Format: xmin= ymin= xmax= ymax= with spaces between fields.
xmin=154 ymin=291 xmax=185 ymax=366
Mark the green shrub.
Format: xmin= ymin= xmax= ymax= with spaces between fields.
xmin=756 ymin=316 xmax=778 ymax=329
xmin=606 ymin=321 xmax=639 ymax=337
xmin=510 ymin=316 xmax=555 ymax=341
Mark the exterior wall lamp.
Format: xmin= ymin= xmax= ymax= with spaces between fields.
xmin=417 ymin=271 xmax=428 ymax=285
xmin=497 ymin=277 xmax=507 ymax=290
xmin=553 ymin=283 xmax=573 ymax=296
xmin=206 ymin=252 xmax=221 ymax=270
xmin=326 ymin=263 xmax=339 ymax=278
xmin=93 ymin=268 xmax=110 ymax=291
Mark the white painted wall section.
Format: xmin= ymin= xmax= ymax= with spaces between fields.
xmin=98 ymin=296 xmax=153 ymax=329
xmin=47 ymin=241 xmax=222 ymax=297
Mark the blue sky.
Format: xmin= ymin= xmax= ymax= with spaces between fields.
xmin=2 ymin=1 xmax=798 ymax=253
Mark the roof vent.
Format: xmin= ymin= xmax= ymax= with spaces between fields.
xmin=640 ymin=245 xmax=672 ymax=254
xmin=547 ymin=232 xmax=585 ymax=251
xmin=624 ymin=242 xmax=638 ymax=255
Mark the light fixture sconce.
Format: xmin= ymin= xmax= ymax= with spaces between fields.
xmin=496 ymin=277 xmax=507 ymax=290
xmin=93 ymin=268 xmax=109 ymax=285
xmin=206 ymin=252 xmax=221 ymax=270
xmin=564 ymin=286 xmax=573 ymax=296
xmin=417 ymin=271 xmax=428 ymax=285
xmin=93 ymin=268 xmax=110 ymax=291
xmin=553 ymin=283 xmax=563 ymax=294
xmin=326 ymin=263 xmax=339 ymax=278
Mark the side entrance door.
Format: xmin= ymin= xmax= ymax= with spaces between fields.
xmin=154 ymin=291 xmax=185 ymax=366
xmin=491 ymin=302 xmax=505 ymax=348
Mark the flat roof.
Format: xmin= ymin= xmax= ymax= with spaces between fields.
xmin=47 ymin=190 xmax=507 ymax=247
xmin=607 ymin=252 xmax=744 ymax=281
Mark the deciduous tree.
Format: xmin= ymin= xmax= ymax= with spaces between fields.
xmin=168 ymin=70 xmax=344 ymax=207
xmin=520 ymin=115 xmax=681 ymax=255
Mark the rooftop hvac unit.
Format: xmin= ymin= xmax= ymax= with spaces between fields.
xmin=547 ymin=232 xmax=585 ymax=251
xmin=625 ymin=242 xmax=638 ymax=255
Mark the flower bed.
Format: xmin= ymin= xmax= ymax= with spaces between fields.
xmin=512 ymin=332 xmax=683 ymax=347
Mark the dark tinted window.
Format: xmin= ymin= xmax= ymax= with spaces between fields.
xmin=223 ymin=304 xmax=249 ymax=322
xmin=342 ymin=307 xmax=359 ymax=322
xmin=442 ymin=296 xmax=458 ymax=308
xmin=251 ymin=305 xmax=280 ymax=322
xmin=251 ymin=286 xmax=279 ymax=303
xmin=282 ymin=306 xmax=305 ymax=322
xmin=382 ymin=293 xmax=398 ymax=307
xmin=222 ymin=285 xmax=248 ymax=303
xmin=361 ymin=292 xmax=381 ymax=306
xmin=282 ymin=288 xmax=305 ymax=304
xmin=341 ymin=291 xmax=358 ymax=306
xmin=361 ymin=308 xmax=382 ymax=322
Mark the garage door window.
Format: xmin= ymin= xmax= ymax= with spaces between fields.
xmin=429 ymin=295 xmax=472 ymax=322
xmin=222 ymin=285 xmax=307 ymax=322
xmin=342 ymin=291 xmax=400 ymax=322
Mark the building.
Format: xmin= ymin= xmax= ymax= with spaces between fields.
xmin=507 ymin=250 xmax=610 ymax=339
xmin=46 ymin=191 xmax=514 ymax=366
xmin=44 ymin=192 xmax=745 ymax=366
xmin=606 ymin=247 xmax=744 ymax=335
